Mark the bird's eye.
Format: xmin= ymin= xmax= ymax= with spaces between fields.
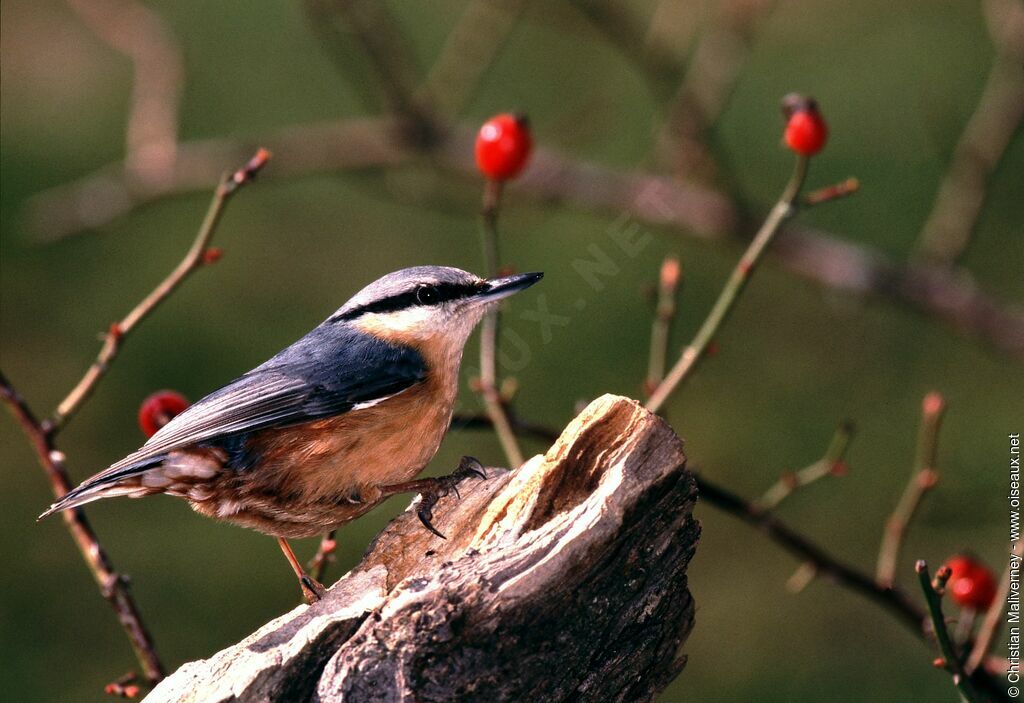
xmin=415 ymin=285 xmax=439 ymax=305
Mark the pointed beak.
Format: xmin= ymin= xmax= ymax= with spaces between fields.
xmin=476 ymin=271 xmax=543 ymax=304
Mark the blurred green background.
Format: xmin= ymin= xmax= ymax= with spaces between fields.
xmin=2 ymin=1 xmax=1020 ymax=701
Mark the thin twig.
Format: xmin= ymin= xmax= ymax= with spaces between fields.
xmin=48 ymin=149 xmax=271 ymax=432
xmin=645 ymin=256 xmax=682 ymax=396
xmin=966 ymin=540 xmax=1024 ymax=673
xmin=803 ymin=178 xmax=860 ymax=207
xmin=1 ymin=371 xmax=165 ymax=684
xmin=916 ymin=560 xmax=984 ymax=702
xmin=877 ymin=392 xmax=946 ymax=587
xmin=645 ymin=156 xmax=812 ymax=413
xmin=756 ymin=420 xmax=855 ymax=511
xmin=307 ymin=530 xmax=338 ymax=584
xmin=476 ymin=179 xmax=525 ymax=468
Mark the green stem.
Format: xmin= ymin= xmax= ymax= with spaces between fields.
xmin=477 ymin=179 xmax=525 ymax=468
xmin=757 ymin=420 xmax=855 ymax=510
xmin=646 ymin=156 xmax=809 ymax=413
xmin=916 ymin=561 xmax=983 ymax=702
xmin=877 ymin=394 xmax=945 ymax=587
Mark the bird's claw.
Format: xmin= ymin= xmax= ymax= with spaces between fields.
xmin=415 ymin=456 xmax=487 ymax=539
xmin=300 ymin=575 xmax=327 ymax=604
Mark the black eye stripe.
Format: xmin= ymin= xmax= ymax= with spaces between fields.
xmin=335 ymin=282 xmax=482 ymax=321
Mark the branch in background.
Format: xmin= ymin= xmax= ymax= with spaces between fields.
xmin=913 ymin=0 xmax=1024 ymax=265
xmin=655 ymin=0 xmax=778 ymax=181
xmin=1 ymin=150 xmax=270 ymax=690
xmin=66 ymin=0 xmax=184 ymax=188
xmin=22 ymin=119 xmax=1024 ymax=359
xmin=643 ymin=0 xmax=703 ymax=68
xmin=645 ymin=256 xmax=682 ymax=396
xmin=876 ymin=392 xmax=945 ymax=588
xmin=917 ymin=561 xmax=984 ymax=702
xmin=756 ymin=420 xmax=855 ymax=511
xmin=567 ymin=0 xmax=682 ymax=101
xmin=307 ymin=530 xmax=337 ymax=585
xmin=772 ymin=223 xmax=1024 ymax=359
xmin=697 ymin=473 xmax=926 ymax=632
xmin=966 ymin=540 xmax=1024 ymax=673
xmin=48 ymin=149 xmax=272 ymax=432
xmin=304 ymin=0 xmax=438 ymax=147
xmin=25 ymin=119 xmax=409 ymax=240
xmin=422 ymin=0 xmax=529 ymax=118
xmin=645 ymin=155 xmax=816 ymax=413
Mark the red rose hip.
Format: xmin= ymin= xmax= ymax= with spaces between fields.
xmin=475 ymin=113 xmax=532 ymax=180
xmin=138 ymin=390 xmax=189 ymax=438
xmin=783 ymin=98 xmax=828 ymax=156
xmin=944 ymin=554 xmax=998 ymax=610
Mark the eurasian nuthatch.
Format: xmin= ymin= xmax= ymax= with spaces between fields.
xmin=42 ymin=265 xmax=543 ymax=601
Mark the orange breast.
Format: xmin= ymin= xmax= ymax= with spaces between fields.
xmin=242 ymin=340 xmax=462 ymax=505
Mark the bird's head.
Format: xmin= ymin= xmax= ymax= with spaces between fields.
xmin=330 ymin=266 xmax=542 ymax=348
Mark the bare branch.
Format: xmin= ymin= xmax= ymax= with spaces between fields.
xmin=656 ymin=0 xmax=778 ymax=180
xmin=421 ymin=0 xmax=529 ymax=117
xmin=451 ymin=411 xmax=559 ymax=445
xmin=1 ymin=371 xmax=165 ymax=684
xmin=66 ymin=0 xmax=184 ymax=187
xmin=22 ymin=120 xmax=1024 ymax=359
xmin=645 ymin=256 xmax=682 ymax=396
xmin=1 ymin=150 xmax=270 ymax=688
xmin=48 ymin=149 xmax=271 ymax=431
xmin=304 ymin=0 xmax=438 ymax=145
xmin=876 ymin=392 xmax=945 ymax=587
xmin=914 ymin=0 xmax=1024 ymax=265
xmin=308 ymin=530 xmax=338 ymax=585
xmin=645 ymin=156 xmax=815 ymax=413
xmin=449 ymin=409 xmax=1010 ymax=699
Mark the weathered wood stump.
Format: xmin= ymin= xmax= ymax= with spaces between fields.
xmin=145 ymin=394 xmax=699 ymax=702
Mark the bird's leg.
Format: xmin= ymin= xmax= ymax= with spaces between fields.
xmin=276 ymin=537 xmax=327 ymax=604
xmin=377 ymin=456 xmax=487 ymax=539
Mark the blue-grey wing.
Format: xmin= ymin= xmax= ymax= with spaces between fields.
xmin=100 ymin=325 xmax=426 ymax=477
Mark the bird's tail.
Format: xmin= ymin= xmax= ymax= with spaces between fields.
xmin=38 ymin=455 xmax=166 ymax=520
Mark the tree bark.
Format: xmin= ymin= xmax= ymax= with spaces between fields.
xmin=145 ymin=394 xmax=699 ymax=703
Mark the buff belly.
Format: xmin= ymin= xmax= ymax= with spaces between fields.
xmin=186 ymin=380 xmax=457 ymax=538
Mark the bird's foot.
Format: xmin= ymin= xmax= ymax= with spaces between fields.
xmin=414 ymin=456 xmax=487 ymax=539
xmin=299 ymin=574 xmax=327 ymax=604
